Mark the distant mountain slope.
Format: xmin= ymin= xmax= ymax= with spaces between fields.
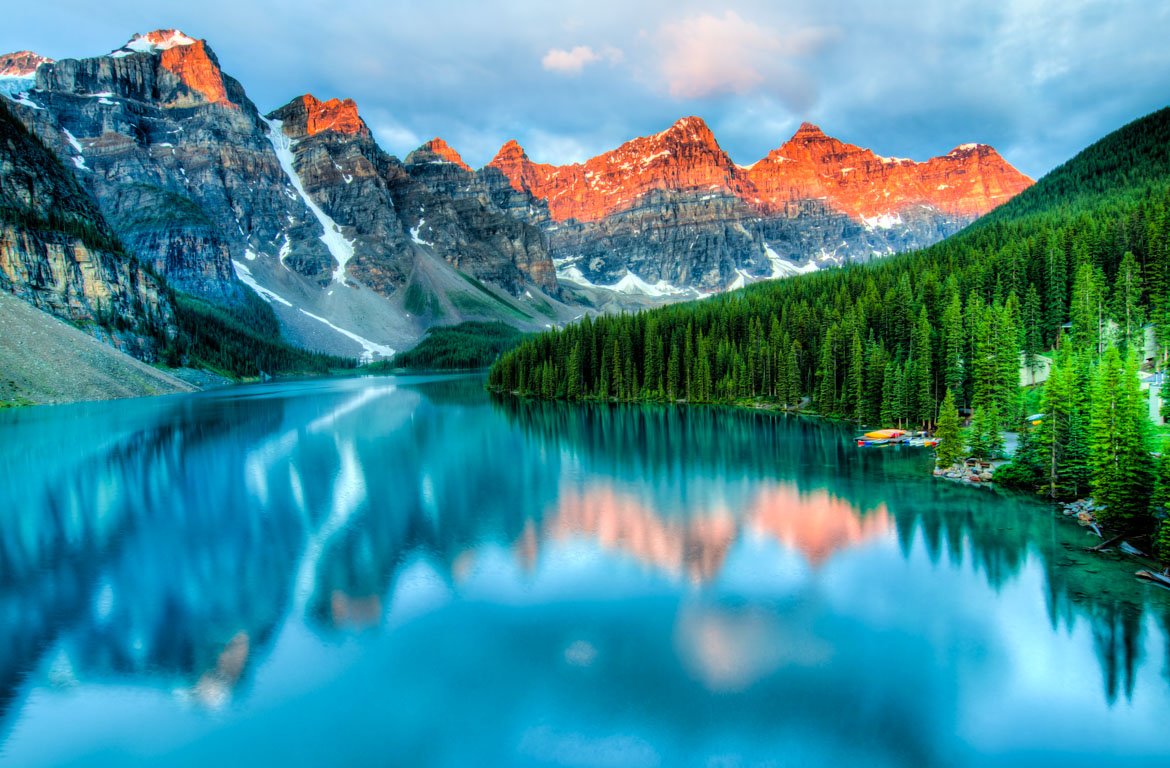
xmin=0 ymin=291 xmax=193 ymax=405
xmin=979 ymin=106 xmax=1170 ymax=223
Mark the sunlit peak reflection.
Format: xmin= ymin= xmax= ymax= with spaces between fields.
xmin=547 ymin=486 xmax=737 ymax=583
xmin=189 ymin=631 xmax=250 ymax=710
xmin=749 ymin=485 xmax=893 ymax=567
xmin=543 ymin=481 xmax=891 ymax=581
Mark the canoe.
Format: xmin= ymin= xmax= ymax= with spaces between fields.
xmin=864 ymin=429 xmax=906 ymax=440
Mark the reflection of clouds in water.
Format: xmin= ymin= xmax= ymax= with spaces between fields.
xmin=675 ymin=604 xmax=832 ymax=693
xmin=564 ymin=640 xmax=597 ymax=667
xmin=383 ymin=556 xmax=451 ymax=628
xmin=518 ymin=725 xmax=659 ymax=768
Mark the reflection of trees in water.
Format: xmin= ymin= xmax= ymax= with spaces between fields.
xmin=493 ymin=395 xmax=1170 ymax=703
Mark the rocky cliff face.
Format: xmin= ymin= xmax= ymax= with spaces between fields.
xmin=402 ymin=136 xmax=557 ymax=293
xmin=267 ymin=94 xmax=557 ymax=300
xmin=0 ymin=99 xmax=174 ymax=359
xmin=481 ymin=117 xmax=1033 ymax=291
xmin=6 ymin=31 xmax=301 ymax=305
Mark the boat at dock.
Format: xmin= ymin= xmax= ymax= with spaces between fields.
xmin=855 ymin=430 xmax=939 ymax=448
xmin=856 ymin=429 xmax=907 ymax=447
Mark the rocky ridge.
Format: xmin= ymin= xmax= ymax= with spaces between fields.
xmin=463 ymin=117 xmax=1033 ymax=291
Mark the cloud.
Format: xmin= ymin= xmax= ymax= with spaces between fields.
xmin=542 ymin=45 xmax=623 ymax=75
xmin=656 ymin=11 xmax=837 ymax=108
xmin=367 ymin=109 xmax=422 ymax=156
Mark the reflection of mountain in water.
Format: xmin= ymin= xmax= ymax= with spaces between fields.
xmin=1 ymin=376 xmax=1169 ymax=750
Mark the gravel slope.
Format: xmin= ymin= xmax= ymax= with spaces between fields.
xmin=0 ymin=292 xmax=196 ymax=405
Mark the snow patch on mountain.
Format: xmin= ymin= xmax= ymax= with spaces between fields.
xmin=765 ymin=243 xmax=820 ymax=279
xmin=111 ymin=30 xmax=198 ymax=57
xmin=410 ymin=219 xmax=433 ymax=246
xmin=233 ymin=259 xmax=393 ymax=362
xmin=297 ymin=309 xmax=394 ymax=362
xmin=728 ymin=269 xmax=753 ymax=291
xmin=861 ymin=213 xmax=903 ymax=230
xmin=233 ymin=260 xmax=292 ymax=307
xmin=262 ymin=116 xmax=356 ymax=284
xmin=0 ymin=77 xmax=34 ymax=97
xmin=5 ymin=91 xmax=42 ymax=109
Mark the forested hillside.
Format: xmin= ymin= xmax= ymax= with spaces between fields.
xmin=490 ymin=106 xmax=1170 ymax=553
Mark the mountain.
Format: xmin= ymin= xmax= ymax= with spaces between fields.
xmin=746 ymin=122 xmax=1029 ymax=221
xmin=1 ymin=31 xmax=572 ymax=362
xmin=473 ymin=117 xmax=1032 ymax=292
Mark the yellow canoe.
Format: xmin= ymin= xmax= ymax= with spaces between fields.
xmin=864 ymin=429 xmax=906 ymax=440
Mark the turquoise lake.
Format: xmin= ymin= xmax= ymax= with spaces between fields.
xmin=1 ymin=374 xmax=1168 ymax=766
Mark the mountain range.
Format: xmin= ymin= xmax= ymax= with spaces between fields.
xmin=0 ymin=29 xmax=1031 ymax=369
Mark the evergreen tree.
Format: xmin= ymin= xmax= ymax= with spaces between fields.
xmin=1150 ymin=444 xmax=1170 ymax=564
xmin=1022 ymin=283 xmax=1044 ymax=382
xmin=910 ymin=308 xmax=934 ymax=427
xmin=847 ymin=331 xmax=865 ymax=421
xmin=934 ymin=389 xmax=965 ymax=469
xmin=1070 ymin=261 xmax=1105 ymax=356
xmin=1111 ymin=250 xmax=1143 ymax=350
xmin=968 ymin=406 xmax=989 ymax=458
xmin=941 ymin=289 xmax=965 ymax=400
xmin=1089 ymin=347 xmax=1154 ymax=526
xmin=567 ymin=342 xmax=582 ymax=400
xmin=997 ymin=423 xmax=1046 ymax=490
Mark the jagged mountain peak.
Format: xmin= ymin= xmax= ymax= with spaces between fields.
xmin=414 ymin=137 xmax=472 ymax=171
xmin=792 ymin=121 xmax=828 ymax=138
xmin=111 ymin=29 xmax=200 ymax=57
xmin=0 ymin=51 xmax=53 ymax=78
xmin=653 ymin=115 xmax=719 ymax=146
xmin=775 ymin=122 xmax=855 ymax=157
xmin=101 ymin=29 xmax=233 ymax=106
xmin=946 ymin=142 xmax=992 ymax=157
xmin=268 ymin=93 xmax=368 ymax=138
xmin=493 ymin=139 xmax=529 ymax=162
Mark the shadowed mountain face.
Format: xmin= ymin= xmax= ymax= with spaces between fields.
xmin=1 ymin=376 xmax=1168 ymax=766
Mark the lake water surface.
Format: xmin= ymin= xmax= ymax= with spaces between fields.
xmin=1 ymin=374 xmax=1168 ymax=766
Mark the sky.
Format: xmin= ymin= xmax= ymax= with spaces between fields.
xmin=3 ymin=0 xmax=1168 ymax=178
